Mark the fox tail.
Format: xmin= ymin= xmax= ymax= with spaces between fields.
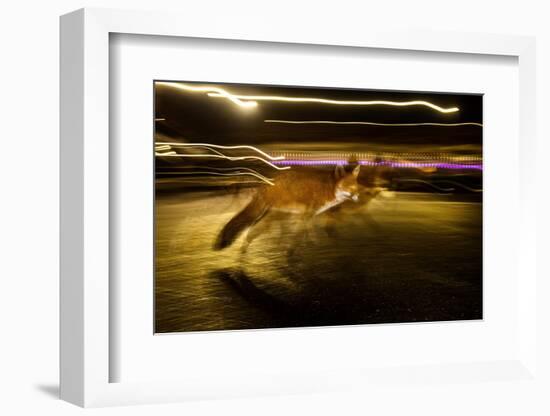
xmin=214 ymin=197 xmax=269 ymax=250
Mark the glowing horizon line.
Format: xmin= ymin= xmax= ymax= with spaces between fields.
xmin=207 ymin=93 xmax=459 ymax=113
xmin=264 ymin=120 xmax=482 ymax=127
xmin=155 ymin=142 xmax=284 ymax=161
xmin=270 ymin=159 xmax=483 ymax=170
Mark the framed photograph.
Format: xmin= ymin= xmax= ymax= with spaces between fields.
xmin=60 ymin=8 xmax=539 ymax=407
xmin=153 ymin=81 xmax=483 ymax=333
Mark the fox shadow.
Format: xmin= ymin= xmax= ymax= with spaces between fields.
xmin=210 ymin=267 xmax=387 ymax=328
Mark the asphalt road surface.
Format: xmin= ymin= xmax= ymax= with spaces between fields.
xmin=155 ymin=188 xmax=482 ymax=333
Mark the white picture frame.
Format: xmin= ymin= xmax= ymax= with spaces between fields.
xmin=60 ymin=7 xmax=538 ymax=408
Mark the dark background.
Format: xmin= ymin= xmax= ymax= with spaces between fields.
xmin=154 ymin=81 xmax=482 ymax=149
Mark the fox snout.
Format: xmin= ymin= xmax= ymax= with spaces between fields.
xmin=336 ymin=189 xmax=359 ymax=202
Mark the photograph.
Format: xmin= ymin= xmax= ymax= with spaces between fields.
xmin=154 ymin=81 xmax=483 ymax=333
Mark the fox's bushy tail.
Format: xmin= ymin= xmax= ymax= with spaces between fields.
xmin=214 ymin=197 xmax=269 ymax=250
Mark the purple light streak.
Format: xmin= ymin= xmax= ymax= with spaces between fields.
xmin=272 ymin=160 xmax=483 ymax=170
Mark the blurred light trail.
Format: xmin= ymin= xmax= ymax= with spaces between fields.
xmin=271 ymin=160 xmax=482 ymax=170
xmin=273 ymin=152 xmax=482 ymax=163
xmin=156 ymin=177 xmax=268 ymax=186
xmin=156 ymin=170 xmax=275 ymax=185
xmin=207 ymin=93 xmax=459 ymax=113
xmin=158 ymin=166 xmax=275 ymax=184
xmin=170 ymin=165 xmax=274 ymax=176
xmin=264 ymin=120 xmax=482 ymax=127
xmin=155 ymin=82 xmax=257 ymax=108
xmin=432 ymin=180 xmax=483 ymax=193
xmin=395 ymin=179 xmax=456 ymax=192
xmin=155 ymin=144 xmax=173 ymax=152
xmin=155 ymin=142 xmax=285 ymax=161
xmin=156 ymin=82 xmax=459 ymax=113
xmin=156 ymin=153 xmax=291 ymax=170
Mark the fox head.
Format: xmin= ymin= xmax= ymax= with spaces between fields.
xmin=334 ymin=164 xmax=361 ymax=202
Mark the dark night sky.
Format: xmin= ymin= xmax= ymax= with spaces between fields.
xmin=154 ymin=81 xmax=482 ymax=150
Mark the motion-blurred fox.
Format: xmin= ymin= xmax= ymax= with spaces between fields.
xmin=214 ymin=164 xmax=367 ymax=250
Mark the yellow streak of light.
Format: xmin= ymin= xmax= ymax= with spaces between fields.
xmin=155 ymin=81 xmax=459 ymax=113
xmin=155 ymin=82 xmax=257 ymax=108
xmin=264 ymin=120 xmax=482 ymax=127
xmin=155 ymin=152 xmax=290 ymax=170
xmin=207 ymin=93 xmax=459 ymax=113
xmin=155 ymin=142 xmax=285 ymax=161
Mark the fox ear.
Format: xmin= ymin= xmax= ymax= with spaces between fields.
xmin=334 ymin=164 xmax=345 ymax=180
xmin=352 ymin=164 xmax=361 ymax=178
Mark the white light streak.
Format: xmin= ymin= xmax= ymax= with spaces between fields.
xmin=158 ymin=177 xmax=267 ymax=186
xmin=160 ymin=165 xmax=275 ymax=184
xmin=155 ymin=82 xmax=257 ymax=108
xmin=155 ymin=142 xmax=285 ymax=161
xmin=264 ymin=120 xmax=482 ymax=127
xmin=155 ymin=152 xmax=290 ymax=170
xmin=158 ymin=170 xmax=275 ymax=185
xmin=208 ymin=93 xmax=459 ymax=113
xmin=171 ymin=165 xmax=274 ymax=177
xmin=156 ymin=82 xmax=459 ymax=113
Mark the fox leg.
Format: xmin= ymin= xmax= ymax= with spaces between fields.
xmin=303 ymin=214 xmax=318 ymax=240
xmin=240 ymin=207 xmax=271 ymax=253
xmin=357 ymin=194 xmax=384 ymax=232
xmin=286 ymin=213 xmax=315 ymax=258
xmin=321 ymin=210 xmax=341 ymax=238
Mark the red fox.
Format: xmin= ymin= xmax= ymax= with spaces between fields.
xmin=213 ymin=164 xmax=364 ymax=250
